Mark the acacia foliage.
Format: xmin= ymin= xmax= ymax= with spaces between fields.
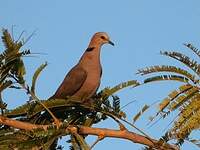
xmin=0 ymin=29 xmax=199 ymax=149
xmin=0 ymin=29 xmax=140 ymax=149
xmin=137 ymin=43 xmax=200 ymax=147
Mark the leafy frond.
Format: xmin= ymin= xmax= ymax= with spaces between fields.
xmin=184 ymin=43 xmax=200 ymax=58
xmin=70 ymin=133 xmax=90 ymax=150
xmin=6 ymin=98 xmax=68 ymax=119
xmin=144 ymin=74 xmax=189 ymax=84
xmin=158 ymin=84 xmax=193 ymax=112
xmin=0 ymin=80 xmax=12 ymax=113
xmin=0 ymin=28 xmax=32 ymax=86
xmin=0 ymin=29 xmax=34 ymax=115
xmin=187 ymin=138 xmax=200 ymax=148
xmin=168 ymin=86 xmax=199 ymax=111
xmin=31 ymin=62 xmax=47 ymax=95
xmin=101 ymin=80 xmax=140 ymax=98
xmin=1 ymin=28 xmax=16 ymax=52
xmin=168 ymin=93 xmax=200 ymax=141
xmin=112 ymin=95 xmax=120 ymax=113
xmin=137 ymin=65 xmax=198 ymax=83
xmin=152 ymin=84 xmax=198 ymax=127
xmin=138 ymin=44 xmax=200 ymax=145
xmin=0 ymin=123 xmax=70 ymax=150
xmin=0 ymin=80 xmax=12 ymax=93
xmin=1 ymin=28 xmax=23 ymax=62
xmin=70 ymin=135 xmax=80 ymax=150
xmin=5 ymin=98 xmax=73 ymax=118
xmin=160 ymin=51 xmax=200 ymax=76
xmin=133 ymin=104 xmax=149 ymax=123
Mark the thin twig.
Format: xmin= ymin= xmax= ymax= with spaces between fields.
xmin=11 ymin=25 xmax=16 ymax=41
xmin=17 ymin=80 xmax=61 ymax=127
xmin=100 ymin=109 xmax=153 ymax=143
xmin=16 ymin=30 xmax=25 ymax=43
xmin=119 ymin=117 xmax=155 ymax=145
xmin=90 ymin=136 xmax=103 ymax=149
xmin=22 ymin=30 xmax=37 ymax=45
xmin=29 ymin=90 xmax=61 ymax=127
xmin=105 ymin=112 xmax=127 ymax=130
xmin=121 ymin=99 xmax=136 ymax=110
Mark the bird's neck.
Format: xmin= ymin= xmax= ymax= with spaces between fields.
xmin=79 ymin=44 xmax=102 ymax=66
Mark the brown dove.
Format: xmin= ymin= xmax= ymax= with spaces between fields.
xmin=49 ymin=32 xmax=114 ymax=102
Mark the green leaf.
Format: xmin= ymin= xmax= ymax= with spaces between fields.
xmin=102 ymin=80 xmax=140 ymax=97
xmin=112 ymin=95 xmax=120 ymax=113
xmin=133 ymin=104 xmax=149 ymax=123
xmin=0 ymin=80 xmax=12 ymax=92
xmin=31 ymin=62 xmax=47 ymax=94
xmin=144 ymin=75 xmax=189 ymax=84
xmin=188 ymin=139 xmax=200 ymax=148
xmin=168 ymin=86 xmax=199 ymax=111
xmin=70 ymin=135 xmax=80 ymax=150
xmin=16 ymin=59 xmax=26 ymax=78
xmin=184 ymin=43 xmax=200 ymax=58
xmin=1 ymin=28 xmax=23 ymax=61
xmin=71 ymin=133 xmax=90 ymax=150
xmin=0 ymin=29 xmax=31 ymax=84
xmin=137 ymin=65 xmax=197 ymax=83
xmin=1 ymin=28 xmax=14 ymax=51
xmin=158 ymin=84 xmax=192 ymax=112
xmin=161 ymin=51 xmax=200 ymax=76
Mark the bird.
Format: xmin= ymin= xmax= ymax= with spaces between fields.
xmin=49 ymin=32 xmax=114 ymax=103
xmin=35 ymin=32 xmax=114 ymax=149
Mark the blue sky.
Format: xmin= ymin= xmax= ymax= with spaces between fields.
xmin=0 ymin=1 xmax=200 ymax=150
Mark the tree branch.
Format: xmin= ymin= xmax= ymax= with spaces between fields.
xmin=78 ymin=126 xmax=179 ymax=150
xmin=0 ymin=115 xmax=47 ymax=130
xmin=0 ymin=115 xmax=179 ymax=150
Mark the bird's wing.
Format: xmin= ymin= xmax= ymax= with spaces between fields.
xmin=50 ymin=65 xmax=87 ymax=99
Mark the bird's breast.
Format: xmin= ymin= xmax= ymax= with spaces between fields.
xmin=73 ymin=64 xmax=102 ymax=100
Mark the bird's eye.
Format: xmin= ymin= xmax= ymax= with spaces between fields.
xmin=100 ymin=36 xmax=106 ymax=40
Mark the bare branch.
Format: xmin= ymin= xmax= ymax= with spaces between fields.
xmin=79 ymin=126 xmax=179 ymax=150
xmin=0 ymin=115 xmax=47 ymax=130
xmin=0 ymin=115 xmax=179 ymax=150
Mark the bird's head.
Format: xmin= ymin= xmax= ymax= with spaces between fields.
xmin=91 ymin=32 xmax=114 ymax=47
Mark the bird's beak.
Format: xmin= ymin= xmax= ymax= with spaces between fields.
xmin=108 ymin=40 xmax=114 ymax=46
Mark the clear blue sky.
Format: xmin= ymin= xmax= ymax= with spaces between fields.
xmin=0 ymin=1 xmax=200 ymax=150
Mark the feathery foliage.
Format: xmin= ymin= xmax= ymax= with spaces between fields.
xmin=187 ymin=138 xmax=200 ymax=148
xmin=31 ymin=62 xmax=47 ymax=95
xmin=133 ymin=104 xmax=149 ymax=123
xmin=0 ymin=29 xmax=142 ymax=149
xmin=0 ymin=29 xmax=198 ymax=150
xmin=143 ymin=74 xmax=189 ymax=84
xmin=160 ymin=51 xmax=200 ymax=76
xmin=184 ymin=43 xmax=200 ymax=58
xmin=138 ymin=65 xmax=198 ymax=83
xmin=0 ymin=28 xmax=31 ymax=115
xmin=138 ymin=43 xmax=200 ymax=146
